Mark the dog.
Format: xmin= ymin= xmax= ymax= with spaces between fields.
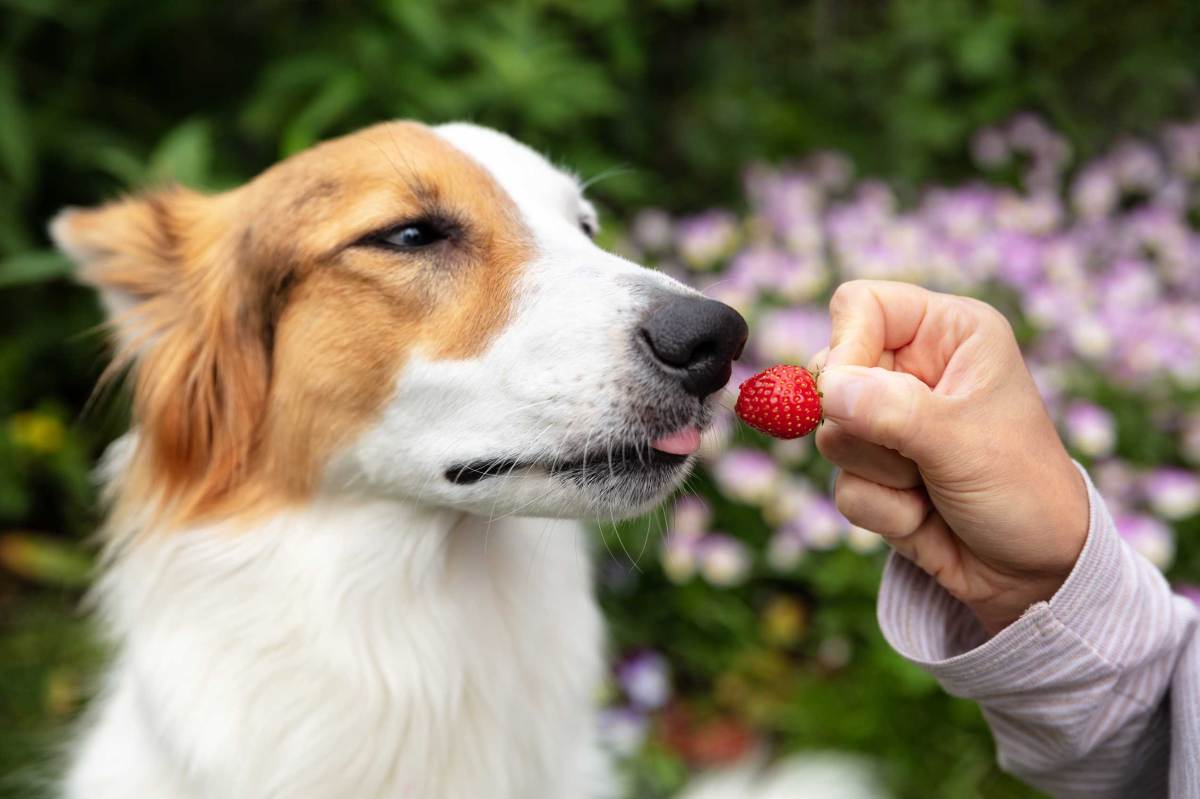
xmin=50 ymin=120 xmax=752 ymax=798
xmin=52 ymin=121 xmax=887 ymax=799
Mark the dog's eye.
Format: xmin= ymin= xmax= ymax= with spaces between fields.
xmin=356 ymin=220 xmax=450 ymax=251
xmin=382 ymin=222 xmax=445 ymax=249
xmin=579 ymin=217 xmax=597 ymax=239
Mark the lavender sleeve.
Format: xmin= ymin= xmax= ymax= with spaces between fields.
xmin=877 ymin=468 xmax=1200 ymax=798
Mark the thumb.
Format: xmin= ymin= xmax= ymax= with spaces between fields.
xmin=819 ymin=366 xmax=938 ymax=462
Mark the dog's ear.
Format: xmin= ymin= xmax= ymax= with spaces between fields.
xmin=50 ymin=189 xmax=274 ymax=521
xmin=51 ymin=188 xmax=202 ymax=349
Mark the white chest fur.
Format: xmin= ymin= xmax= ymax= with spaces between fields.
xmin=66 ymin=501 xmax=612 ymax=799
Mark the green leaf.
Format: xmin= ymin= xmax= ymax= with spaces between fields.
xmin=281 ymin=72 xmax=364 ymax=156
xmin=0 ymin=67 xmax=35 ymax=192
xmin=149 ymin=118 xmax=213 ymax=187
xmin=0 ymin=531 xmax=93 ymax=589
xmin=0 ymin=250 xmax=72 ymax=288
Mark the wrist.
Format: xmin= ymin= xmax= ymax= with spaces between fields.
xmin=968 ymin=460 xmax=1090 ymax=635
xmin=966 ymin=573 xmax=1071 ymax=636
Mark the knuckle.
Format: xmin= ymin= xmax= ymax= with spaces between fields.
xmin=829 ymin=280 xmax=873 ymax=317
xmin=833 ymin=473 xmax=871 ymax=524
xmin=963 ymin=297 xmax=1011 ymax=334
xmin=815 ymin=423 xmax=852 ymax=462
xmin=869 ymin=374 xmax=922 ymax=448
xmin=830 ymin=280 xmax=865 ymax=305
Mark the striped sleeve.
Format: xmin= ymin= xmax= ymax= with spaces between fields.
xmin=877 ymin=467 xmax=1199 ymax=798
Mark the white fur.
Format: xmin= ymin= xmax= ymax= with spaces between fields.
xmin=61 ymin=124 xmax=878 ymax=799
xmin=69 ymin=493 xmax=609 ymax=798
xmin=64 ymin=124 xmax=690 ymax=799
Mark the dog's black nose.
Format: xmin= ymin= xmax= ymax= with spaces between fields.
xmin=639 ymin=295 xmax=749 ymax=398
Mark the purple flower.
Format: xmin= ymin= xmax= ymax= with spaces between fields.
xmin=1115 ymin=513 xmax=1175 ymax=570
xmin=745 ymin=169 xmax=823 ymax=246
xmin=597 ymin=706 xmax=648 ymax=756
xmin=1063 ymin=402 xmax=1117 ymax=458
xmin=697 ymin=533 xmax=751 ymax=587
xmin=807 ymin=150 xmax=853 ymax=192
xmin=1071 ymin=162 xmax=1119 ymax=220
xmin=630 ymin=208 xmax=674 ymax=252
xmin=766 ymin=528 xmax=807 ymax=571
xmin=1008 ymin=113 xmax=1054 ymax=152
xmin=676 ymin=210 xmax=738 ymax=269
xmin=1111 ymin=140 xmax=1164 ymax=192
xmin=754 ymin=307 xmax=831 ymax=365
xmin=1066 ymin=314 xmax=1114 ymax=361
xmin=712 ymin=448 xmax=781 ymax=504
xmin=660 ymin=532 xmax=700 ymax=584
xmin=617 ymin=651 xmax=672 ymax=710
xmin=1093 ymin=459 xmax=1141 ymax=506
xmin=763 ymin=476 xmax=821 ymax=526
xmin=1163 ymin=122 xmax=1200 ymax=177
xmin=1143 ymin=468 xmax=1200 ymax=520
xmin=728 ymin=246 xmax=827 ymax=299
xmin=789 ymin=496 xmax=848 ymax=551
xmin=971 ymin=127 xmax=1009 ymax=169
xmin=670 ymin=495 xmax=712 ymax=540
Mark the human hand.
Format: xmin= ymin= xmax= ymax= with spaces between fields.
xmin=812 ymin=280 xmax=1089 ymax=635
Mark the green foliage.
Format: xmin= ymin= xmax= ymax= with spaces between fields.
xmin=3 ymin=1 xmax=1199 ymax=796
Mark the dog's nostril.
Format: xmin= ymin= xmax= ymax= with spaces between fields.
xmin=639 ymin=295 xmax=749 ymax=398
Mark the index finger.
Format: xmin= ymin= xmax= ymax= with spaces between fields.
xmin=824 ymin=280 xmax=938 ymax=370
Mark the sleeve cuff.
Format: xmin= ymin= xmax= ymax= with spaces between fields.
xmin=877 ymin=463 xmax=1181 ymax=699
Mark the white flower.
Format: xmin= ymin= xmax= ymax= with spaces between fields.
xmin=1116 ymin=513 xmax=1176 ymax=570
xmin=1144 ymin=469 xmax=1200 ymax=520
xmin=1063 ymin=402 xmax=1117 ymax=458
xmin=697 ymin=533 xmax=751 ymax=587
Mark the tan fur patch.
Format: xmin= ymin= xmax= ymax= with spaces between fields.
xmin=55 ymin=122 xmax=534 ymax=530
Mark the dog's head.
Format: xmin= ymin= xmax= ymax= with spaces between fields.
xmin=51 ymin=122 xmax=746 ymax=525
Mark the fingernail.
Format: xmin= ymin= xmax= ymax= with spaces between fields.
xmin=819 ymin=367 xmax=870 ymax=420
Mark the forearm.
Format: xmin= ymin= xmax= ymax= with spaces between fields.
xmin=878 ymin=468 xmax=1197 ymax=797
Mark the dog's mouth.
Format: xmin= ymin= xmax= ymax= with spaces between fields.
xmin=444 ymin=424 xmax=701 ymax=487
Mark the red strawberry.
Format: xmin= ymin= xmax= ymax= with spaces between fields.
xmin=734 ymin=365 xmax=822 ymax=439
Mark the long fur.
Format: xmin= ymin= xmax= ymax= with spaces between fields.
xmin=51 ymin=121 xmax=881 ymax=799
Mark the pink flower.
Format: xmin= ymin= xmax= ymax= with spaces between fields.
xmin=618 ymin=651 xmax=672 ymax=710
xmin=712 ymin=449 xmax=781 ymax=505
xmin=766 ymin=528 xmax=807 ymax=571
xmin=1063 ymin=402 xmax=1117 ymax=458
xmin=1093 ymin=459 xmax=1141 ymax=506
xmin=676 ymin=210 xmax=739 ymax=269
xmin=754 ymin=307 xmax=831 ymax=365
xmin=1071 ymin=163 xmax=1119 ymax=220
xmin=598 ymin=707 xmax=648 ymax=756
xmin=1144 ymin=468 xmax=1200 ymax=520
xmin=630 ymin=208 xmax=673 ymax=252
xmin=670 ymin=495 xmax=712 ymax=539
xmin=660 ymin=532 xmax=701 ymax=584
xmin=788 ymin=496 xmax=848 ymax=551
xmin=1115 ymin=513 xmax=1175 ymax=570
xmin=971 ymin=127 xmax=1009 ymax=168
xmin=697 ymin=533 xmax=751 ymax=587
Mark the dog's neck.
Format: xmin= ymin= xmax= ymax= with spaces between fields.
xmin=88 ymin=495 xmax=610 ymax=798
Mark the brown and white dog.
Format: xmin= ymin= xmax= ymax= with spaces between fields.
xmin=52 ymin=122 xmax=881 ymax=799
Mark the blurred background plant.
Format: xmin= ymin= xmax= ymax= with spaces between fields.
xmin=2 ymin=1 xmax=1199 ymax=797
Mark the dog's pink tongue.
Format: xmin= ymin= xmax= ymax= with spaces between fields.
xmin=651 ymin=426 xmax=701 ymax=456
